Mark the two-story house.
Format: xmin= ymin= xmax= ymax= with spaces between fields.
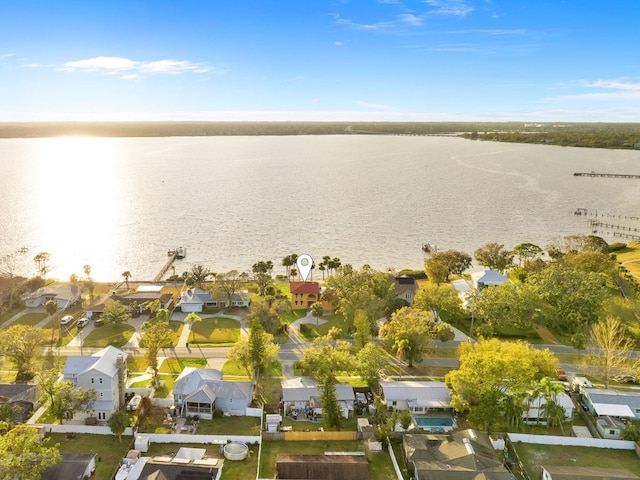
xmin=62 ymin=346 xmax=128 ymax=422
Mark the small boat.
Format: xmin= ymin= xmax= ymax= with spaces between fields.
xmin=422 ymin=243 xmax=438 ymax=254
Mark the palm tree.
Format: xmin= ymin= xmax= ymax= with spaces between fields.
xmin=185 ymin=312 xmax=202 ymax=345
xmin=122 ymin=271 xmax=132 ymax=290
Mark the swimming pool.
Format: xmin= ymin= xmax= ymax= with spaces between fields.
xmin=413 ymin=416 xmax=455 ymax=428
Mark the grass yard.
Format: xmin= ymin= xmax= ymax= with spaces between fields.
xmin=259 ymin=440 xmax=397 ymax=480
xmin=127 ymin=355 xmax=149 ymax=373
xmin=194 ymin=416 xmax=261 ymax=435
xmin=0 ymin=306 xmax=24 ymax=326
xmin=617 ymin=241 xmax=640 ymax=281
xmin=46 ymin=432 xmax=133 ymax=480
xmin=11 ymin=312 xmax=47 ymax=326
xmin=297 ymin=313 xmax=350 ymax=340
xmin=159 ymin=356 xmax=207 ymax=374
xmin=190 ymin=316 xmax=240 ymax=346
xmin=222 ymin=359 xmax=282 ymax=378
xmin=514 ymin=443 xmax=640 ymax=479
xmin=138 ymin=320 xmax=184 ymax=348
xmin=83 ymin=323 xmax=136 ymax=348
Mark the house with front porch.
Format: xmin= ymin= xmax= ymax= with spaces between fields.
xmin=172 ymin=368 xmax=253 ymax=419
xmin=62 ymin=346 xmax=128 ymax=422
xmin=281 ymin=377 xmax=355 ymax=419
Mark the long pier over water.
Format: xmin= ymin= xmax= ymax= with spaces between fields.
xmin=574 ymin=171 xmax=640 ymax=179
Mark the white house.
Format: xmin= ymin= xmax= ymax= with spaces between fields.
xmin=471 ymin=269 xmax=509 ymax=289
xmin=177 ymin=288 xmax=250 ymax=312
xmin=582 ymin=387 xmax=640 ymax=420
xmin=172 ymin=368 xmax=253 ymax=419
xmin=22 ymin=284 xmax=81 ymax=309
xmin=281 ymin=377 xmax=355 ymax=419
xmin=62 ymin=346 xmax=128 ymax=422
xmin=523 ymin=393 xmax=574 ymax=424
xmin=379 ymin=381 xmax=453 ymax=414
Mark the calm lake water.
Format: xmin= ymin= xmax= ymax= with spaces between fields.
xmin=1 ymin=135 xmax=639 ymax=282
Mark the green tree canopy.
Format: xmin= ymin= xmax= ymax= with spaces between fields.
xmin=227 ymin=318 xmax=280 ymax=383
xmin=0 ymin=324 xmax=48 ymax=380
xmin=0 ymin=425 xmax=61 ymax=480
xmin=108 ymin=409 xmax=133 ymax=442
xmin=47 ymin=381 xmax=97 ymax=424
xmin=414 ymin=282 xmax=463 ymax=321
xmin=102 ymin=299 xmax=132 ymax=325
xmin=379 ymin=307 xmax=454 ymax=367
xmin=142 ymin=316 xmax=174 ymax=387
xmin=474 ymin=243 xmax=514 ymax=273
xmin=445 ymin=338 xmax=557 ymax=430
xmin=469 ymin=281 xmax=543 ymax=331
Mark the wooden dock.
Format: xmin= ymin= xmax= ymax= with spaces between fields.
xmin=154 ymin=251 xmax=178 ymax=281
xmin=574 ymin=171 xmax=640 ymax=179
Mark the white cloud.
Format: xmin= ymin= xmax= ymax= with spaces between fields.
xmin=423 ymin=0 xmax=473 ymax=16
xmin=357 ymin=100 xmax=395 ymax=110
xmin=0 ymin=53 xmax=15 ymax=59
xmin=59 ymin=56 xmax=213 ymax=79
xmin=550 ymin=78 xmax=640 ymax=101
xmin=398 ymin=13 xmax=424 ymax=26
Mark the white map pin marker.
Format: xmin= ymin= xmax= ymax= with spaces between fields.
xmin=296 ymin=254 xmax=313 ymax=282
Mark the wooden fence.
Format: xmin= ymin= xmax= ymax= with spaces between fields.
xmin=283 ymin=430 xmax=357 ymax=441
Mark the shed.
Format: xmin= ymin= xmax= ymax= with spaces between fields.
xmin=135 ymin=435 xmax=150 ymax=452
xmin=265 ymin=414 xmax=282 ymax=432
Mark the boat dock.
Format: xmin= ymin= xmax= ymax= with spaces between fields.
xmin=154 ymin=248 xmax=186 ymax=281
xmin=574 ymin=171 xmax=640 ymax=179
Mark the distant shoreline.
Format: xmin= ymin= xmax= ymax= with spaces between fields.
xmin=2 ymin=121 xmax=640 ymax=150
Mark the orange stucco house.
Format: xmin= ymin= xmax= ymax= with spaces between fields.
xmin=290 ymin=281 xmax=334 ymax=311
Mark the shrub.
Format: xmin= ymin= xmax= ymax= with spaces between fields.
xmin=213 ymin=408 xmax=224 ymax=418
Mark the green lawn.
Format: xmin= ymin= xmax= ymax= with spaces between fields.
xmin=12 ymin=312 xmax=47 ymax=326
xmin=0 ymin=306 xmax=24 ymax=326
xmin=137 ymin=320 xmax=185 ymax=348
xmin=514 ymin=443 xmax=640 ymax=479
xmin=83 ymin=323 xmax=136 ymax=348
xmin=190 ymin=317 xmax=240 ymax=346
xmin=158 ymin=357 xmax=207 ymax=374
xmin=259 ymin=440 xmax=398 ymax=480
xmin=194 ymin=416 xmax=261 ymax=435
xmin=298 ymin=313 xmax=350 ymax=340
xmin=47 ymin=433 xmax=133 ymax=480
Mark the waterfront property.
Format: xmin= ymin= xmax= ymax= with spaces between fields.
xmin=86 ymin=284 xmax=176 ymax=319
xmin=177 ymin=287 xmax=250 ymax=312
xmin=471 ymin=269 xmax=509 ymax=289
xmin=289 ymin=282 xmax=334 ymax=311
xmin=172 ymin=367 xmax=253 ymax=419
xmin=62 ymin=346 xmax=128 ymax=421
xmin=22 ymin=284 xmax=81 ymax=309
xmin=393 ymin=276 xmax=418 ymax=306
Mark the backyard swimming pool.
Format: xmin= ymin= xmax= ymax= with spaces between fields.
xmin=413 ymin=416 xmax=455 ymax=428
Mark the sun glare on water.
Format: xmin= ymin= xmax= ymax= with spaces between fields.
xmin=27 ymin=136 xmax=123 ymax=280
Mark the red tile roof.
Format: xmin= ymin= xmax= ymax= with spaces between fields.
xmin=290 ymin=281 xmax=320 ymax=295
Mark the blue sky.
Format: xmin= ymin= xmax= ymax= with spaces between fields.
xmin=1 ymin=0 xmax=639 ymax=122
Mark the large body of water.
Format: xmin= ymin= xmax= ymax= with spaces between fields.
xmin=1 ymin=135 xmax=639 ymax=282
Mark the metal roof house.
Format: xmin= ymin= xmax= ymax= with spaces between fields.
xmin=172 ymin=367 xmax=253 ymax=419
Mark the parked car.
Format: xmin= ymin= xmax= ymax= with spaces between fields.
xmin=60 ymin=315 xmax=74 ymax=325
xmin=556 ymin=367 xmax=568 ymax=381
xmin=127 ymin=395 xmax=142 ymax=411
xmin=94 ymin=318 xmax=104 ymax=327
xmin=76 ymin=317 xmax=89 ymax=328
